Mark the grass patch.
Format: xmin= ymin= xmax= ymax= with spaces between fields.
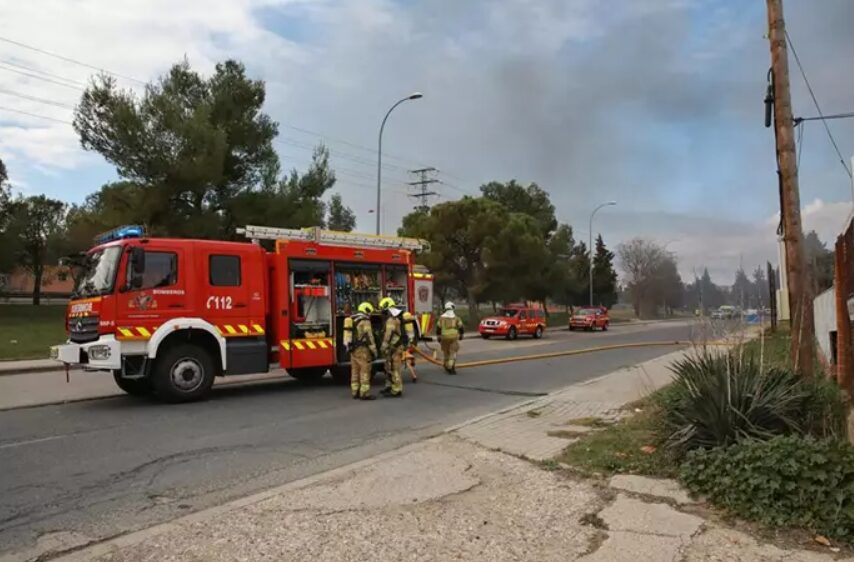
xmin=565 ymin=416 xmax=611 ymax=428
xmin=608 ymin=307 xmax=637 ymax=324
xmin=548 ymin=429 xmax=589 ymax=439
xmin=741 ymin=325 xmax=792 ymax=371
xmin=0 ymin=304 xmax=66 ymax=361
xmin=558 ymin=401 xmax=677 ymax=478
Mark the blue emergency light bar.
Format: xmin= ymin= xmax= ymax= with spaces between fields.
xmin=93 ymin=225 xmax=146 ymax=245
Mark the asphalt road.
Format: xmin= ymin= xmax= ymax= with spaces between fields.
xmin=0 ymin=320 xmax=694 ymax=559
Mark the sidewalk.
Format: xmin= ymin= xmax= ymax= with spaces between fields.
xmin=0 ymin=370 xmax=291 ymax=411
xmin=0 ymin=358 xmax=74 ymax=376
xmin=37 ymin=347 xmax=842 ymax=562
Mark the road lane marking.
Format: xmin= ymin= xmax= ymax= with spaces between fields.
xmin=0 ymin=435 xmax=65 ymax=450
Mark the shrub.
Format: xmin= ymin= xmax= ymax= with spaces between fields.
xmin=680 ymin=435 xmax=854 ymax=543
xmin=800 ymin=376 xmax=847 ymax=440
xmin=661 ymin=351 xmax=811 ymax=454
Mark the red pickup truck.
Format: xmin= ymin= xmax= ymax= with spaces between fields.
xmin=569 ymin=307 xmax=609 ymax=331
xmin=479 ymin=306 xmax=546 ymax=340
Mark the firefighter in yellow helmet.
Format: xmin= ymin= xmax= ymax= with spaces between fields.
xmin=378 ymin=297 xmax=416 ymax=397
xmin=436 ymin=301 xmax=464 ymax=374
xmin=343 ymin=302 xmax=378 ymax=400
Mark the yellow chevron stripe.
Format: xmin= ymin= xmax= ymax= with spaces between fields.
xmin=136 ymin=327 xmax=151 ymax=338
xmin=304 ymin=340 xmax=316 ymax=349
xmin=239 ymin=324 xmax=250 ymax=334
xmin=293 ymin=340 xmax=304 ymax=350
xmin=252 ymin=324 xmax=265 ymax=334
xmin=327 ymin=338 xmax=334 ymax=347
xmin=224 ymin=325 xmax=237 ymax=335
xmin=118 ymin=328 xmax=134 ymax=338
xmin=280 ymin=340 xmax=290 ymax=351
xmin=317 ymin=340 xmax=328 ymax=349
xmin=215 ymin=326 xmax=224 ymax=336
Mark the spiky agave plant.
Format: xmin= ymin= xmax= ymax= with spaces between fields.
xmin=661 ymin=350 xmax=808 ymax=455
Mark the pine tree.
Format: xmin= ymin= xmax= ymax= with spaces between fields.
xmin=326 ymin=193 xmax=356 ymax=231
xmin=592 ymin=234 xmax=618 ymax=307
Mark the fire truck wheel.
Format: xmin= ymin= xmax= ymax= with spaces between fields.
xmin=152 ymin=344 xmax=216 ymax=403
xmin=112 ymin=371 xmax=153 ymax=396
xmin=533 ymin=325 xmax=544 ymax=339
xmin=288 ymin=368 xmax=328 ymax=384
xmin=506 ymin=326 xmax=518 ymax=341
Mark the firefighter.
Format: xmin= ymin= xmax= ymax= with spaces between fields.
xmin=436 ymin=301 xmax=464 ymax=374
xmin=400 ymin=303 xmax=419 ymax=383
xmin=343 ymin=301 xmax=378 ymax=400
xmin=378 ymin=297 xmax=405 ymax=397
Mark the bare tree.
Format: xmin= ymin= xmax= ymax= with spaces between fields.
xmin=618 ymin=238 xmax=682 ymax=318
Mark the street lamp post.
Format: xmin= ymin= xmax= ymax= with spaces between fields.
xmin=376 ymin=92 xmax=423 ymax=234
xmin=589 ymin=201 xmax=616 ymax=306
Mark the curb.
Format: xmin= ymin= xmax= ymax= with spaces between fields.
xmin=0 ymin=363 xmax=77 ymax=377
xmin=0 ymin=373 xmax=293 ymax=412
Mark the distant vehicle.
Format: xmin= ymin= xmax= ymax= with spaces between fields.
xmin=569 ymin=307 xmax=609 ymax=331
xmin=711 ymin=306 xmax=739 ymax=320
xmin=479 ymin=306 xmax=546 ymax=340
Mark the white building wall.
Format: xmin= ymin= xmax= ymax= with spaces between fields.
xmin=813 ymin=287 xmax=836 ymax=363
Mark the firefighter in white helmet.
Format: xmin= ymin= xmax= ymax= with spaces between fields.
xmin=436 ymin=301 xmax=463 ymax=374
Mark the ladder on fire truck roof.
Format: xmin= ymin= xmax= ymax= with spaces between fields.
xmin=237 ymin=225 xmax=431 ymax=253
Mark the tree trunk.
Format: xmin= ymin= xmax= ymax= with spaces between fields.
xmin=541 ymin=300 xmax=549 ymax=317
xmin=466 ymin=291 xmax=480 ymax=324
xmin=32 ymin=265 xmax=43 ymax=306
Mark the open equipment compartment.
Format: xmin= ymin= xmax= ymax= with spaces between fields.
xmin=384 ymin=264 xmax=409 ymax=309
xmin=287 ymin=259 xmax=335 ymax=368
xmin=333 ymin=262 xmax=386 ymax=363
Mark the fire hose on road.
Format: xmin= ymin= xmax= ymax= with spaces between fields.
xmin=412 ymin=339 xmax=703 ymax=370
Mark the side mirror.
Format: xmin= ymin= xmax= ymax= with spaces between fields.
xmin=129 ymin=247 xmax=145 ymax=274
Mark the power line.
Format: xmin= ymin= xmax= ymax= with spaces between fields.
xmin=274 ymin=139 xmax=411 ymax=185
xmin=438 ymin=179 xmax=476 ymax=196
xmin=275 ymin=137 xmax=410 ymax=177
xmin=0 ymin=35 xmax=145 ymax=85
xmin=0 ymin=105 xmax=73 ymax=125
xmin=0 ymin=62 xmax=85 ymax=91
xmin=796 ymin=119 xmax=805 ymax=172
xmin=784 ymin=29 xmax=852 ymax=179
xmin=281 ymin=122 xmax=429 ymax=170
xmin=0 ymin=59 xmax=87 ymax=87
xmin=794 ymin=111 xmax=854 ymax=124
xmin=0 ymin=88 xmax=76 ymax=110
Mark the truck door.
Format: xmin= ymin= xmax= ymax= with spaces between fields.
xmin=202 ymin=250 xmax=264 ymax=333
xmin=201 ymin=247 xmax=268 ymax=375
xmin=116 ymin=244 xmax=187 ymax=340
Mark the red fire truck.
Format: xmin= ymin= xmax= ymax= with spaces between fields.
xmin=51 ymin=225 xmax=435 ymax=402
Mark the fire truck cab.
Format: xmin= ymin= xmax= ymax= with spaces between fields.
xmin=51 ymin=225 xmax=434 ymax=403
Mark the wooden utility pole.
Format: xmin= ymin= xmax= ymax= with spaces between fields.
xmin=766 ymin=0 xmax=815 ymax=376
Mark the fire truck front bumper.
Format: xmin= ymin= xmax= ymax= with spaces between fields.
xmin=51 ymin=335 xmax=123 ymax=371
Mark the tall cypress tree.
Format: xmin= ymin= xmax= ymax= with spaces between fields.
xmin=592 ymin=234 xmax=618 ymax=307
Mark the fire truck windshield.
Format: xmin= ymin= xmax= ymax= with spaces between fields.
xmin=73 ymin=246 xmax=122 ymax=298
